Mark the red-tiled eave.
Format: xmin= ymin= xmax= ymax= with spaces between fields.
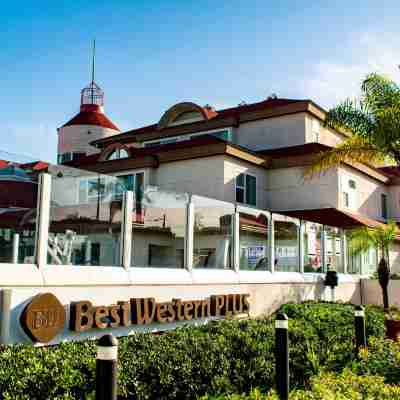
xmin=62 ymin=111 xmax=120 ymax=131
xmin=20 ymin=161 xmax=49 ymax=171
xmin=0 ymin=160 xmax=9 ymax=168
xmin=90 ymin=98 xmax=321 ymax=148
xmin=66 ymin=136 xmax=269 ymax=170
xmin=276 ymin=207 xmax=394 ymax=231
xmin=258 ymin=143 xmax=332 ymax=157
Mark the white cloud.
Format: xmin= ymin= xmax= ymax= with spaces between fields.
xmin=299 ymin=32 xmax=400 ymax=109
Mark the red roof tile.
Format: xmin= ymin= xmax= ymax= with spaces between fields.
xmin=62 ymin=108 xmax=119 ymax=131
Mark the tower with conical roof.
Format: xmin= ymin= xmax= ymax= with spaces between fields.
xmin=57 ymin=41 xmax=120 ymax=164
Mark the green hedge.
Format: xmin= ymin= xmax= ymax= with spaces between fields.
xmin=202 ymin=370 xmax=400 ymax=399
xmin=0 ymin=302 xmax=387 ymax=399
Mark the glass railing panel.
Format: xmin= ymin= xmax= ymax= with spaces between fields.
xmin=47 ymin=164 xmax=123 ymax=266
xmin=131 ymin=187 xmax=188 ymax=268
xmin=273 ymin=214 xmax=300 ymax=272
xmin=238 ymin=206 xmax=269 ymax=271
xmin=325 ymin=226 xmax=343 ymax=273
xmin=0 ymin=151 xmax=40 ymax=264
xmin=192 ymin=195 xmax=234 ymax=269
xmin=303 ymin=221 xmax=323 ymax=273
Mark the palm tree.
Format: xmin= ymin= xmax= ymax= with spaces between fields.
xmin=349 ymin=220 xmax=397 ymax=312
xmin=306 ymin=73 xmax=400 ymax=176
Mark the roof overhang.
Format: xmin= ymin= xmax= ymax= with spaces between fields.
xmin=275 ymin=207 xmax=388 ymax=229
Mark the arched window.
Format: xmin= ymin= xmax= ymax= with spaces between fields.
xmin=106 ymin=148 xmax=129 ymax=160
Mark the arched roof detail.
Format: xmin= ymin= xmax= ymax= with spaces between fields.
xmin=158 ymin=102 xmax=218 ymax=130
xmin=98 ymin=143 xmax=132 ymax=161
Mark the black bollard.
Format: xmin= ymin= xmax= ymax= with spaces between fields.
xmin=96 ymin=334 xmax=118 ymax=400
xmin=275 ymin=312 xmax=289 ymax=400
xmin=354 ymin=305 xmax=367 ymax=355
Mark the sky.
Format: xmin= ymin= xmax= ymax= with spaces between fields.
xmin=1 ymin=0 xmax=400 ymax=163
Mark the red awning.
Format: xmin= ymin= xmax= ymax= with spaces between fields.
xmin=275 ymin=207 xmax=387 ymax=229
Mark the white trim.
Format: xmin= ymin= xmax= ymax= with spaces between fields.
xmin=341 ymin=229 xmax=348 ymax=274
xmin=185 ymin=201 xmax=194 ymax=271
xmin=354 ymin=310 xmax=365 ymax=317
xmin=121 ymin=191 xmax=133 ymax=269
xmin=36 ymin=173 xmax=51 ymax=269
xmin=97 ymin=346 xmax=118 ymax=360
xmin=269 ymin=217 xmax=275 ymax=273
xmin=233 ymin=212 xmax=240 ymax=272
xmin=142 ymin=127 xmax=232 ymax=148
xmin=275 ymin=319 xmax=288 ymax=329
xmin=235 ymin=172 xmax=257 ymax=207
xmin=299 ymin=220 xmax=305 ymax=274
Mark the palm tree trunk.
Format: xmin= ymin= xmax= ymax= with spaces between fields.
xmin=378 ymin=257 xmax=390 ymax=312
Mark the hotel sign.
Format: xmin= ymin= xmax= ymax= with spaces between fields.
xmin=21 ymin=293 xmax=250 ymax=343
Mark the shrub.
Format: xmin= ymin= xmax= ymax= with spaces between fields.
xmin=0 ymin=302 xmax=387 ymax=399
xmin=202 ymin=370 xmax=400 ymax=399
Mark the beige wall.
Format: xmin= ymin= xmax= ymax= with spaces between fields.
xmin=389 ymin=242 xmax=400 ymax=273
xmin=235 ymin=113 xmax=307 ymax=150
xmin=388 ymin=185 xmax=400 ymax=221
xmin=266 ymin=166 xmax=338 ymax=211
xmin=223 ymin=158 xmax=269 ymax=209
xmin=151 ymin=156 xmax=225 ymax=199
xmin=362 ymin=279 xmax=400 ymax=306
xmin=58 ymin=124 xmax=120 ymax=156
xmin=305 ymin=115 xmax=345 ymax=147
xmin=338 ymin=166 xmax=388 ymax=220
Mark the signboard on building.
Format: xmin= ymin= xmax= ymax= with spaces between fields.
xmin=20 ymin=292 xmax=250 ymax=344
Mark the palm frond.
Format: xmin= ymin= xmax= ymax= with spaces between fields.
xmin=349 ymin=219 xmax=398 ymax=256
xmin=349 ymin=226 xmax=376 ymax=255
xmin=304 ymin=136 xmax=385 ymax=178
xmin=324 ymin=99 xmax=375 ymax=138
xmin=362 ymin=73 xmax=400 ymax=113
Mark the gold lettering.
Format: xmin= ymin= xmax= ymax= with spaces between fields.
xmin=173 ymin=299 xmax=185 ymax=321
xmin=118 ymin=301 xmax=131 ymax=326
xmin=70 ymin=301 xmax=94 ymax=332
xmin=131 ymin=298 xmax=156 ymax=324
xmin=192 ymin=300 xmax=202 ymax=319
xmin=94 ymin=306 xmax=109 ymax=329
xmin=109 ymin=304 xmax=121 ymax=328
xmin=183 ymin=302 xmax=193 ymax=320
xmin=211 ymin=295 xmax=225 ymax=317
xmin=242 ymin=294 xmax=250 ymax=313
xmin=201 ymin=298 xmax=211 ymax=318
xmin=166 ymin=302 xmax=176 ymax=322
xmin=155 ymin=302 xmax=169 ymax=323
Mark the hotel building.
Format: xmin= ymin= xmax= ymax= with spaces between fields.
xmin=0 ymin=74 xmax=398 ymax=344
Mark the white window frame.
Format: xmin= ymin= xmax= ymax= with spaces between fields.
xmin=112 ymin=170 xmax=147 ymax=198
xmin=106 ymin=148 xmax=129 ymax=161
xmin=142 ymin=128 xmax=232 ymax=148
xmin=235 ymin=172 xmax=257 ymax=207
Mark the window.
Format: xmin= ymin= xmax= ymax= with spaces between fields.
xmin=79 ymin=177 xmax=107 ymax=203
xmin=349 ymin=179 xmax=356 ymax=189
xmin=106 ymin=148 xmax=129 ymax=160
xmin=343 ymin=192 xmax=349 ymax=207
xmin=143 ymin=129 xmax=232 ymax=148
xmin=236 ymin=173 xmax=256 ymax=206
xmin=192 ymin=196 xmax=234 ymax=269
xmin=381 ymin=193 xmax=388 ymax=219
xmin=312 ymin=120 xmax=320 ymax=142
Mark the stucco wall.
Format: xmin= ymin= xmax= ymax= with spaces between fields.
xmin=58 ymin=124 xmax=120 ymax=156
xmin=361 ymin=279 xmax=400 ymax=306
xmin=338 ymin=166 xmax=388 ymax=220
xmin=388 ymin=185 xmax=400 ymax=221
xmin=235 ymin=113 xmax=307 ymax=151
xmin=223 ymin=158 xmax=269 ymax=209
xmin=1 ymin=276 xmax=360 ymax=345
xmin=266 ymin=166 xmax=338 ymax=211
xmin=152 ymin=156 xmax=226 ymax=200
xmin=305 ymin=115 xmax=345 ymax=147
